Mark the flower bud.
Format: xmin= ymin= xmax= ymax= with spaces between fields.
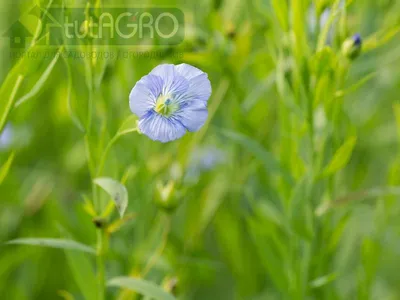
xmin=342 ymin=33 xmax=362 ymax=60
xmin=162 ymin=276 xmax=179 ymax=295
xmin=154 ymin=181 xmax=179 ymax=213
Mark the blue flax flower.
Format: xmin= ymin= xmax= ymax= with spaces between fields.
xmin=129 ymin=64 xmax=212 ymax=143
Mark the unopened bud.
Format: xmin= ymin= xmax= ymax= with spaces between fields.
xmin=155 ymin=181 xmax=179 ymax=213
xmin=342 ymin=33 xmax=362 ymax=60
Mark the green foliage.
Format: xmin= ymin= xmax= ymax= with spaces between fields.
xmin=0 ymin=151 xmax=15 ymax=184
xmin=322 ymin=136 xmax=357 ymax=177
xmin=108 ymin=277 xmax=176 ymax=300
xmin=94 ymin=177 xmax=128 ymax=218
xmin=0 ymin=0 xmax=400 ymax=299
xmin=5 ymin=238 xmax=96 ymax=254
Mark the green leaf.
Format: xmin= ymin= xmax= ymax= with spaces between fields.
xmin=290 ymin=176 xmax=314 ymax=240
xmin=0 ymin=75 xmax=24 ymax=133
xmin=322 ymin=136 xmax=357 ymax=177
xmin=65 ymin=249 xmax=97 ymax=300
xmin=316 ymin=186 xmax=400 ymax=215
xmin=317 ymin=0 xmax=342 ymax=51
xmin=291 ymin=0 xmax=307 ymax=58
xmin=335 ymin=72 xmax=377 ymax=98
xmin=94 ymin=177 xmax=128 ymax=218
xmin=256 ymin=201 xmax=284 ymax=229
xmin=57 ymin=226 xmax=97 ymax=300
xmin=271 ymin=0 xmax=288 ymax=31
xmin=62 ymin=51 xmax=85 ymax=132
xmin=312 ymin=47 xmax=335 ymax=79
xmin=247 ymin=218 xmax=288 ymax=294
xmin=14 ymin=47 xmax=63 ymax=107
xmin=219 ymin=129 xmax=293 ymax=184
xmin=0 ymin=151 xmax=15 ymax=185
xmin=363 ymin=25 xmax=400 ymax=52
xmin=5 ymin=238 xmax=96 ymax=254
xmin=108 ymin=277 xmax=176 ymax=300
xmin=361 ymin=237 xmax=381 ymax=283
xmin=309 ymin=273 xmax=337 ymax=289
xmin=0 ymin=36 xmax=54 ymax=133
xmin=242 ymin=73 xmax=275 ymax=112
xmin=328 ymin=212 xmax=351 ymax=251
xmin=393 ymin=103 xmax=400 ymax=140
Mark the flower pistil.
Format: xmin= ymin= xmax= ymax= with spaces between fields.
xmin=155 ymin=94 xmax=179 ymax=117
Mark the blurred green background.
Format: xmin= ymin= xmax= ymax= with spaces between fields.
xmin=1 ymin=0 xmax=400 ymax=299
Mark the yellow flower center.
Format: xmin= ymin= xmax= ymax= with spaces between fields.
xmin=155 ymin=94 xmax=178 ymax=116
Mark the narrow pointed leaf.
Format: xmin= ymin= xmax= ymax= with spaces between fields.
xmin=65 ymin=249 xmax=97 ymax=300
xmin=14 ymin=47 xmax=63 ymax=107
xmin=5 ymin=238 xmax=96 ymax=254
xmin=219 ymin=129 xmax=293 ymax=184
xmin=316 ymin=186 xmax=400 ymax=215
xmin=108 ymin=277 xmax=176 ymax=300
xmin=94 ymin=177 xmax=128 ymax=218
xmin=322 ymin=136 xmax=357 ymax=177
xmin=0 ymin=75 xmax=24 ymax=133
xmin=0 ymin=151 xmax=16 ymax=185
xmin=62 ymin=52 xmax=85 ymax=132
xmin=310 ymin=273 xmax=337 ymax=289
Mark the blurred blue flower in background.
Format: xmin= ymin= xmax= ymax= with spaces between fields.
xmin=129 ymin=64 xmax=212 ymax=143
xmin=185 ymin=146 xmax=226 ymax=183
xmin=308 ymin=6 xmax=334 ymax=44
xmin=309 ymin=8 xmax=331 ymax=34
xmin=0 ymin=124 xmax=13 ymax=150
xmin=0 ymin=124 xmax=32 ymax=151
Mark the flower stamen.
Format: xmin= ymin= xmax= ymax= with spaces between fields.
xmin=155 ymin=95 xmax=178 ymax=116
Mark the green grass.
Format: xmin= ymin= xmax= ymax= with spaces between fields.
xmin=0 ymin=0 xmax=400 ymax=299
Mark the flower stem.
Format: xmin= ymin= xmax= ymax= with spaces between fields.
xmin=96 ymin=124 xmax=139 ymax=177
xmin=96 ymin=229 xmax=107 ymax=300
xmin=97 ymin=133 xmax=121 ymax=177
xmin=141 ymin=214 xmax=171 ymax=277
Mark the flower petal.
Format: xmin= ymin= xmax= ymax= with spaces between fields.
xmin=176 ymin=64 xmax=212 ymax=104
xmin=150 ymin=64 xmax=176 ymax=85
xmin=149 ymin=64 xmax=189 ymax=96
xmin=138 ymin=111 xmax=187 ymax=143
xmin=186 ymin=73 xmax=212 ymax=103
xmin=166 ymin=75 xmax=189 ymax=98
xmin=175 ymin=101 xmax=208 ymax=132
xmin=176 ymin=63 xmax=204 ymax=80
xmin=129 ymin=74 xmax=163 ymax=118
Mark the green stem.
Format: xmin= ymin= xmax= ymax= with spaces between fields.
xmin=96 ymin=229 xmax=107 ymax=300
xmin=96 ymin=133 xmax=121 ymax=177
xmin=308 ymin=92 xmax=315 ymax=171
xmin=82 ymin=33 xmax=107 ymax=298
xmin=0 ymin=75 xmax=24 ymax=133
xmin=96 ymin=123 xmax=139 ymax=177
xmin=141 ymin=214 xmax=171 ymax=277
